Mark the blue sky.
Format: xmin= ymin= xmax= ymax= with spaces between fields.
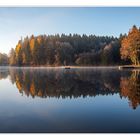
xmin=0 ymin=7 xmax=140 ymax=53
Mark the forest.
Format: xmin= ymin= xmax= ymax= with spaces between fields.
xmin=0 ymin=25 xmax=140 ymax=66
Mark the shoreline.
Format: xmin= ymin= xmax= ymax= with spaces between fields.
xmin=0 ymin=65 xmax=119 ymax=68
xmin=118 ymin=65 xmax=140 ymax=70
xmin=0 ymin=65 xmax=140 ymax=70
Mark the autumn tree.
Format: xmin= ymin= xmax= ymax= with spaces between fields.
xmin=15 ymin=40 xmax=23 ymax=66
xmin=120 ymin=25 xmax=140 ymax=65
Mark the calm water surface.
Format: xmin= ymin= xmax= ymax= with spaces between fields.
xmin=0 ymin=67 xmax=140 ymax=133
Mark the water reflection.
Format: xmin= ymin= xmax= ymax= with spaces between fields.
xmin=0 ymin=68 xmax=9 ymax=80
xmin=9 ymin=68 xmax=121 ymax=98
xmin=120 ymin=70 xmax=140 ymax=109
xmin=0 ymin=68 xmax=140 ymax=110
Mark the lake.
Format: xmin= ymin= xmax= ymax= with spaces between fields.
xmin=0 ymin=67 xmax=140 ymax=133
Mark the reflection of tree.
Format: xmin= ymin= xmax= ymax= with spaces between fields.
xmin=120 ymin=70 xmax=140 ymax=109
xmin=0 ymin=68 xmax=9 ymax=80
xmin=8 ymin=68 xmax=120 ymax=99
xmin=2 ymin=68 xmax=140 ymax=109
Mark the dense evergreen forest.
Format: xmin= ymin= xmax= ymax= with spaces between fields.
xmin=1 ymin=25 xmax=140 ymax=66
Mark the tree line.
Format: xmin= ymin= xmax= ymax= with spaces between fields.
xmin=5 ymin=34 xmax=121 ymax=66
xmin=0 ymin=25 xmax=140 ymax=66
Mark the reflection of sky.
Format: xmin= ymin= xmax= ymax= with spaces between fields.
xmin=0 ymin=70 xmax=140 ymax=132
xmin=1 ymin=7 xmax=140 ymax=53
